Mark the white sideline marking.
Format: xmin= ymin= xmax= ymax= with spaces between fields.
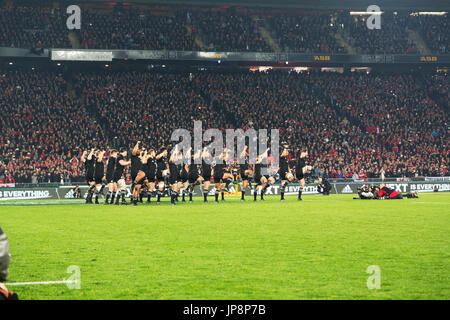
xmin=413 ymin=202 xmax=450 ymax=205
xmin=6 ymin=280 xmax=78 ymax=286
xmin=301 ymin=199 xmax=343 ymax=202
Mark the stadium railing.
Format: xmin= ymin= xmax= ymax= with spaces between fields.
xmin=1 ymin=47 xmax=450 ymax=65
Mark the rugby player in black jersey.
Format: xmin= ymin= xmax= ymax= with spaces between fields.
xmin=80 ymin=150 xmax=89 ymax=202
xmin=81 ymin=149 xmax=96 ymax=203
xmin=201 ymin=147 xmax=212 ymax=202
xmin=279 ymin=147 xmax=294 ymax=201
xmin=144 ymin=149 xmax=157 ymax=203
xmin=104 ymin=149 xmax=118 ymax=204
xmin=168 ymin=148 xmax=181 ymax=205
xmin=130 ymin=141 xmax=143 ymax=204
xmin=113 ymin=148 xmax=131 ymax=205
xmin=296 ymin=150 xmax=313 ymax=201
xmin=132 ymin=148 xmax=150 ymax=206
xmin=239 ymin=145 xmax=253 ymax=201
xmin=93 ymin=150 xmax=106 ymax=204
xmin=137 ymin=148 xmax=155 ymax=203
xmin=222 ymin=149 xmax=234 ymax=195
xmin=155 ymin=146 xmax=169 ymax=204
xmin=178 ymin=149 xmax=191 ymax=202
xmin=213 ymin=150 xmax=233 ymax=203
xmin=253 ymin=148 xmax=275 ymax=201
xmin=187 ymin=149 xmax=204 ymax=202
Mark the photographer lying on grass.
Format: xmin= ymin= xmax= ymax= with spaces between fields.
xmin=355 ymin=184 xmax=418 ymax=200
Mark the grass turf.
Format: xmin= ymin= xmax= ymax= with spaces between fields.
xmin=1 ymin=193 xmax=449 ymax=300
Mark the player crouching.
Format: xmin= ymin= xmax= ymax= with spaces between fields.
xmin=253 ymin=148 xmax=275 ymax=201
xmin=187 ymin=149 xmax=204 ymax=202
xmin=93 ymin=150 xmax=106 ymax=204
xmin=168 ymin=148 xmax=182 ymax=205
xmin=132 ymin=148 xmax=151 ymax=206
xmin=156 ymin=147 xmax=169 ymax=204
xmin=213 ymin=151 xmax=233 ymax=203
xmin=316 ymin=176 xmax=332 ymax=195
xmin=296 ymin=150 xmax=313 ymax=201
xmin=279 ymin=147 xmax=294 ymax=201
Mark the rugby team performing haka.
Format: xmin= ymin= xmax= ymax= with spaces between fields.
xmin=80 ymin=141 xmax=315 ymax=205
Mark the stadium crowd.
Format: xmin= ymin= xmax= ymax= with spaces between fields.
xmin=78 ymin=8 xmax=197 ymax=50
xmin=191 ymin=10 xmax=271 ymax=52
xmin=267 ymin=12 xmax=346 ymax=53
xmin=409 ymin=14 xmax=449 ymax=54
xmin=0 ymin=70 xmax=107 ymax=184
xmin=308 ymin=72 xmax=448 ymax=178
xmin=338 ymin=13 xmax=418 ymax=54
xmin=73 ymin=71 xmax=231 ymax=149
xmin=0 ymin=6 xmax=70 ymax=49
xmin=1 ymin=68 xmax=448 ymax=183
xmin=0 ymin=5 xmax=447 ymax=54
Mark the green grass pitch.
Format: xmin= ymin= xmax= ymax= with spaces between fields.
xmin=1 ymin=193 xmax=449 ymax=300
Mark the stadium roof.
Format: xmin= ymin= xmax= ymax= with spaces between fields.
xmin=75 ymin=0 xmax=450 ymax=10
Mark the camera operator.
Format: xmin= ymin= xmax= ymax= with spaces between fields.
xmin=357 ymin=185 xmax=375 ymax=199
xmin=73 ymin=186 xmax=81 ymax=199
xmin=316 ymin=176 xmax=332 ymax=195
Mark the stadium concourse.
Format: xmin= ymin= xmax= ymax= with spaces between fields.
xmin=0 ymin=4 xmax=448 ymax=54
xmin=0 ymin=68 xmax=448 ymax=184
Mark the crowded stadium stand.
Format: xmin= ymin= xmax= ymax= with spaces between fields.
xmin=267 ymin=12 xmax=346 ymax=53
xmin=338 ymin=12 xmax=418 ymax=54
xmin=0 ymin=70 xmax=107 ymax=183
xmin=0 ymin=1 xmax=449 ymax=184
xmin=0 ymin=6 xmax=70 ymax=49
xmin=409 ymin=14 xmax=449 ymax=54
xmin=78 ymin=7 xmax=198 ymax=50
xmin=190 ymin=9 xmax=272 ymax=52
xmin=0 ymin=67 xmax=448 ymax=183
xmin=0 ymin=3 xmax=448 ymax=54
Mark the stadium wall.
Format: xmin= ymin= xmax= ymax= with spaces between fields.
xmin=0 ymin=182 xmax=449 ymax=201
xmin=1 ymin=47 xmax=449 ymax=64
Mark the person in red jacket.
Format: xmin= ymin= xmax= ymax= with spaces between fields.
xmin=0 ymin=283 xmax=18 ymax=300
xmin=4 ymin=175 xmax=15 ymax=184
xmin=377 ymin=184 xmax=403 ymax=199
